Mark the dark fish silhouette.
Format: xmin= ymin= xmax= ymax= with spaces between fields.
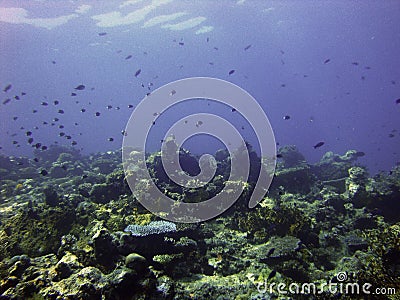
xmin=395 ymin=98 xmax=400 ymax=104
xmin=3 ymin=84 xmax=12 ymax=92
xmin=324 ymin=59 xmax=331 ymax=64
xmin=71 ymin=141 xmax=77 ymax=145
xmin=352 ymin=62 xmax=359 ymax=66
xmin=108 ymin=137 xmax=114 ymax=142
xmin=2 ymin=98 xmax=11 ymax=105
xmin=28 ymin=138 xmax=33 ymax=144
xmin=26 ymin=131 xmax=32 ymax=136
xmin=283 ymin=115 xmax=290 ymax=120
xmin=276 ymin=154 xmax=283 ymax=158
xmin=81 ymin=108 xmax=86 ymax=112
xmin=313 ymin=141 xmax=325 ymax=149
xmin=267 ymin=247 xmax=275 ymax=257
xmin=41 ymin=102 xmax=48 ymax=106
xmin=14 ymin=95 xmax=20 ymax=100
xmin=135 ymin=69 xmax=141 ymax=77
xmin=179 ymin=42 xmax=184 ymax=46
xmin=125 ymin=55 xmax=132 ymax=60
xmin=244 ymin=44 xmax=252 ymax=50
xmin=231 ymin=108 xmax=236 ymax=112
xmin=267 ymin=270 xmax=276 ymax=280
xmin=52 ymin=61 xmax=56 ymax=64
xmin=75 ymin=85 xmax=85 ymax=90
xmin=71 ymin=93 xmax=77 ymax=96
xmin=355 ymin=151 xmax=365 ymax=157
xmin=40 ymin=169 xmax=48 ymax=176
xmin=228 ymin=70 xmax=235 ymax=75
xmin=58 ymin=109 xmax=64 ymax=114
xmin=128 ymin=104 xmax=133 ymax=108
xmin=95 ymin=112 xmax=101 ymax=116
xmin=98 ymin=32 xmax=107 ymax=36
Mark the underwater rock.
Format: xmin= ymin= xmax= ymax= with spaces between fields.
xmin=43 ymin=185 xmax=60 ymax=207
xmin=311 ymin=150 xmax=363 ymax=182
xmin=125 ymin=253 xmax=148 ymax=272
xmin=89 ymin=183 xmax=109 ymax=204
xmin=344 ymin=235 xmax=368 ymax=254
xmin=277 ymin=145 xmax=307 ymax=168
xmin=92 ymin=229 xmax=119 ymax=270
xmin=53 ymin=252 xmax=82 ymax=281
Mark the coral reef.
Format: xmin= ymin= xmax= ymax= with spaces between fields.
xmin=0 ymin=145 xmax=399 ymax=299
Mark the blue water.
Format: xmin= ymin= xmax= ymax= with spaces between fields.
xmin=0 ymin=1 xmax=399 ymax=174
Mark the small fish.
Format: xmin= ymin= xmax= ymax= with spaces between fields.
xmin=43 ymin=121 xmax=48 ymax=125
xmin=206 ymin=37 xmax=209 ymax=42
xmin=40 ymin=169 xmax=48 ymax=176
xmin=276 ymin=154 xmax=283 ymax=158
xmin=59 ymin=132 xmax=65 ymax=137
xmin=58 ymin=109 xmax=64 ymax=114
xmin=389 ymin=133 xmax=395 ymax=138
xmin=391 ymin=80 xmax=396 ymax=85
xmin=108 ymin=137 xmax=114 ymax=142
xmin=71 ymin=93 xmax=77 ymax=96
xmin=231 ymin=108 xmax=236 ymax=112
xmin=33 ymin=158 xmax=39 ymax=162
xmin=21 ymin=92 xmax=26 ymax=96
xmin=267 ymin=270 xmax=277 ymax=280
xmin=26 ymin=131 xmax=32 ymax=136
xmin=75 ymin=85 xmax=85 ymax=90
xmin=59 ymin=125 xmax=64 ymax=129
xmin=281 ymin=84 xmax=286 ymax=87
xmin=352 ymin=62 xmax=359 ymax=66
xmin=214 ymin=47 xmax=218 ymax=50
xmin=313 ymin=141 xmax=325 ymax=149
xmin=128 ymin=104 xmax=133 ymax=108
xmin=179 ymin=42 xmax=184 ymax=46
xmin=2 ymin=98 xmax=11 ymax=105
xmin=3 ymin=84 xmax=12 ymax=92
xmin=125 ymin=55 xmax=132 ymax=60
xmin=355 ymin=151 xmax=365 ymax=157
xmin=54 ymin=100 xmax=59 ymax=105
xmin=12 ymin=141 xmax=18 ymax=145
xmin=35 ymin=143 xmax=41 ymax=149
xmin=95 ymin=112 xmax=101 ymax=116
xmin=98 ymin=32 xmax=107 ymax=36
xmin=52 ymin=61 xmax=56 ymax=64
xmin=61 ymin=165 xmax=67 ymax=170
xmin=267 ymin=248 xmax=275 ymax=257
xmin=32 ymin=110 xmax=37 ymax=113
xmin=209 ymin=62 xmax=214 ymax=65
xmin=71 ymin=141 xmax=77 ymax=146
xmin=196 ymin=120 xmax=203 ymax=127
xmin=283 ymin=115 xmax=290 ymax=120
xmin=107 ymin=105 xmax=112 ymax=109
xmin=41 ymin=145 xmax=47 ymax=151
xmin=66 ymin=135 xmax=72 ymax=140
xmin=324 ymin=59 xmax=331 ymax=64
xmin=395 ymin=98 xmax=400 ymax=104
xmin=244 ymin=44 xmax=252 ymax=51
xmin=81 ymin=108 xmax=86 ymax=112
xmin=228 ymin=70 xmax=235 ymax=75
xmin=135 ymin=69 xmax=141 ymax=77
xmin=121 ymin=130 xmax=127 ymax=136
xmin=53 ymin=118 xmax=59 ymax=122
xmin=365 ymin=66 xmax=371 ymax=70
xmin=41 ymin=102 xmax=48 ymax=106
xmin=13 ymin=116 xmax=18 ymax=120
xmin=361 ymin=76 xmax=365 ymax=80
xmin=14 ymin=95 xmax=20 ymax=100
xmin=28 ymin=138 xmax=33 ymax=144
xmin=170 ymin=90 xmax=176 ymax=96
